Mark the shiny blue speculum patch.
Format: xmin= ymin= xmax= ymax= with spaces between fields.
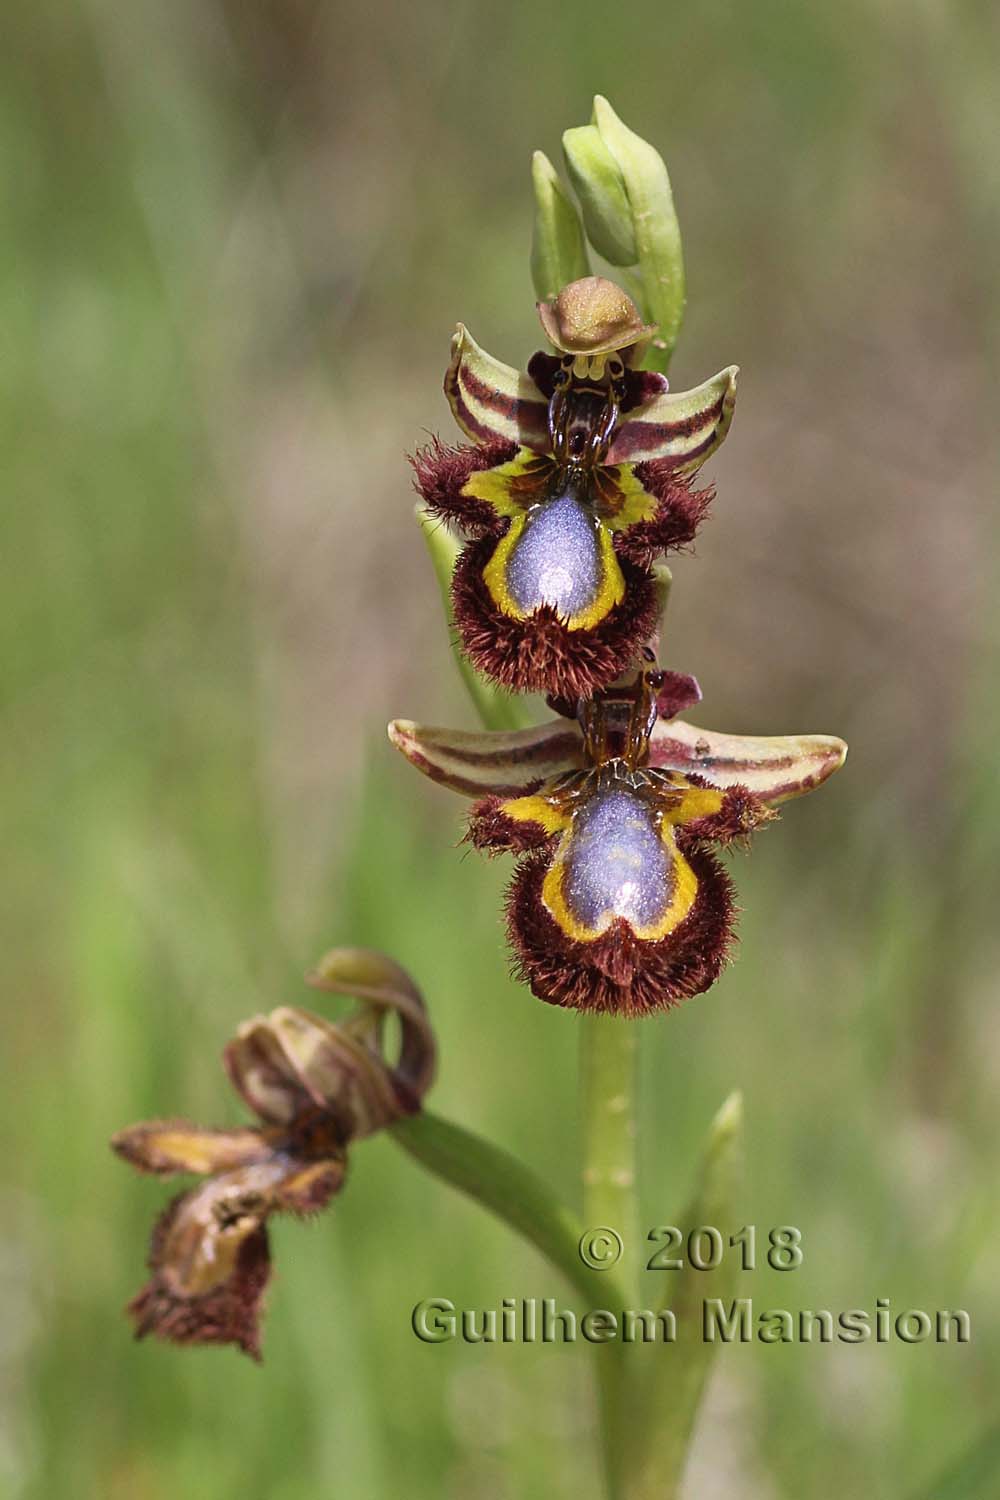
xmin=505 ymin=490 xmax=602 ymax=618
xmin=562 ymin=788 xmax=670 ymax=932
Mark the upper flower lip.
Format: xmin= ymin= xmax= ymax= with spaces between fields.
xmin=388 ymin=711 xmax=846 ymax=807
xmin=445 ymin=322 xmax=738 ymax=472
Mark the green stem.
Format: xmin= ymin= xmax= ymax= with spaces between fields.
xmin=580 ymin=1016 xmax=639 ymax=1499
xmin=390 ymin=1109 xmax=630 ymax=1309
xmin=580 ymin=1017 xmax=639 ymax=1289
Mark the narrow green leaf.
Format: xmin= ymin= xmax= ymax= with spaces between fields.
xmin=631 ymin=1091 xmax=744 ymax=1500
xmin=910 ymin=1426 xmax=1000 ymax=1500
xmin=530 ymin=149 xmax=591 ymax=303
xmin=591 ymin=96 xmax=686 ymax=373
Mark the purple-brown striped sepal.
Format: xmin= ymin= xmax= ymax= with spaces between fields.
xmin=445 ymin=324 xmax=550 ymax=450
xmin=607 ymin=366 xmax=739 ymax=469
xmin=387 ymin=716 xmax=585 ymax=797
xmin=649 ymin=719 xmax=847 ymax=804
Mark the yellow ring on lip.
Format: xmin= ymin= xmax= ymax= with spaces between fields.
xmin=501 ymin=781 xmax=726 ymax=944
xmin=481 ymin=510 xmax=626 ymax=631
xmin=542 ymin=809 xmax=698 ymax=943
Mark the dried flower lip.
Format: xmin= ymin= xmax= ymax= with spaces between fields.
xmin=537 ymin=276 xmax=657 ymax=356
xmin=118 ymin=1131 xmax=350 ymax=1359
xmin=153 ymin=1161 xmax=290 ymax=1300
xmin=129 ymin=1199 xmax=271 ymax=1361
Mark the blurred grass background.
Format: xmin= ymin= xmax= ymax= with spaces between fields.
xmin=2 ymin=1 xmax=999 ymax=1496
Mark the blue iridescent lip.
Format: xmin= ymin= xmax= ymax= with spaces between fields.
xmin=562 ymin=786 xmax=669 ymax=932
xmin=505 ymin=490 xmax=602 ymax=617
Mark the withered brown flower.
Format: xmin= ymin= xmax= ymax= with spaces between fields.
xmin=112 ymin=950 xmax=435 ymax=1359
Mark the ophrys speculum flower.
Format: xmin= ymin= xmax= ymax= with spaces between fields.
xmin=390 ymin=667 xmax=845 ymax=1015
xmin=413 ymin=276 xmax=737 ymax=698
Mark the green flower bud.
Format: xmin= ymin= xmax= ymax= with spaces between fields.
xmin=529 ymin=149 xmax=590 ymax=304
xmin=561 ymin=124 xmax=637 ymax=267
xmin=589 ymin=96 xmax=686 ymax=375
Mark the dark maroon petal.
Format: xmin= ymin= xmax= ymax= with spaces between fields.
xmin=505 ymin=843 xmax=735 ymax=1016
xmin=655 ymin=670 xmax=702 ymax=722
xmin=410 ymin=437 xmax=515 ymax=536
xmin=622 ymin=368 xmax=671 ymax=409
xmin=451 ymin=535 xmax=659 ymax=698
xmin=543 ymin=693 xmax=581 ymax=721
xmin=525 ymin=351 xmax=562 ymax=399
xmin=526 ymin=352 xmax=668 ymax=411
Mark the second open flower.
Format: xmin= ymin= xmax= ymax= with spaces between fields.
xmin=390 ymin=665 xmax=845 ymax=1015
